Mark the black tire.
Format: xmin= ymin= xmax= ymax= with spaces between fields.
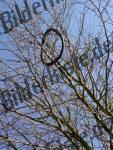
xmin=41 ymin=28 xmax=64 ymax=66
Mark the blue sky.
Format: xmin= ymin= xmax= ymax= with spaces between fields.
xmin=0 ymin=1 xmax=112 ymax=149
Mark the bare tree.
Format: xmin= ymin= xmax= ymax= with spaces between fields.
xmin=0 ymin=0 xmax=113 ymax=149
